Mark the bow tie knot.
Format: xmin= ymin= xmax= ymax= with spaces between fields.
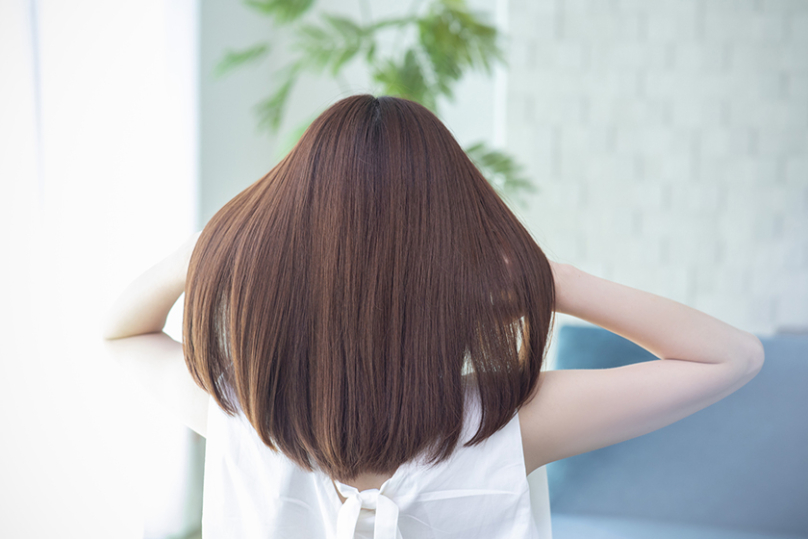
xmin=354 ymin=489 xmax=382 ymax=509
xmin=335 ymin=483 xmax=401 ymax=539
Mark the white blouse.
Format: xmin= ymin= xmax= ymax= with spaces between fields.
xmin=201 ymin=381 xmax=541 ymax=539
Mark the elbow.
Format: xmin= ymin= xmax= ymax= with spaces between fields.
xmin=742 ymin=333 xmax=766 ymax=378
xmin=100 ymin=319 xmax=127 ymax=341
xmin=100 ymin=321 xmax=119 ymax=341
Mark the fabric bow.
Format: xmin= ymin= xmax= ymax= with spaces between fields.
xmin=334 ymin=482 xmax=401 ymax=539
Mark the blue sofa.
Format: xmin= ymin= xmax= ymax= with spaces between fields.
xmin=547 ymin=325 xmax=808 ymax=539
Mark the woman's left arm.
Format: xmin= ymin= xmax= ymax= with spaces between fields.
xmin=101 ymin=231 xmax=209 ymax=437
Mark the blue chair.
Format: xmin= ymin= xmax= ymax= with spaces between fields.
xmin=547 ymin=325 xmax=808 ymax=539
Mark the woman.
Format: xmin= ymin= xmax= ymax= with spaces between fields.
xmin=102 ymin=95 xmax=764 ymax=539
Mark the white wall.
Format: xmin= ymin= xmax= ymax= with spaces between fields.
xmin=0 ymin=0 xmax=199 ymax=537
xmin=505 ymin=0 xmax=808 ymax=337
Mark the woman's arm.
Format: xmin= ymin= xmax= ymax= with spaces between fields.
xmin=101 ymin=231 xmax=209 ymax=437
xmin=519 ymin=262 xmax=764 ymax=475
xmin=101 ymin=231 xmax=200 ymax=340
xmin=550 ymin=261 xmax=764 ymax=366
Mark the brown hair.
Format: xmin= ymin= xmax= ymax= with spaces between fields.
xmin=183 ymin=94 xmax=555 ymax=483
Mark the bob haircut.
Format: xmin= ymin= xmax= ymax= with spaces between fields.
xmin=183 ymin=94 xmax=556 ymax=483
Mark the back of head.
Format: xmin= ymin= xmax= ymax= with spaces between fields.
xmin=183 ymin=94 xmax=556 ymax=483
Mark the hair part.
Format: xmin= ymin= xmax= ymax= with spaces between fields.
xmin=183 ymin=94 xmax=555 ymax=483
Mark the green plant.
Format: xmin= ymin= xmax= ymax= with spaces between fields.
xmin=215 ymin=0 xmax=536 ymax=204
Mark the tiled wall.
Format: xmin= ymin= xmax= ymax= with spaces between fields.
xmin=506 ymin=0 xmax=808 ymax=336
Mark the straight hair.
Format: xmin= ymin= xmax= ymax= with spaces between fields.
xmin=183 ymin=94 xmax=555 ymax=483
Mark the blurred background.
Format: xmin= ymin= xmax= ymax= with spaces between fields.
xmin=1 ymin=0 xmax=806 ymax=538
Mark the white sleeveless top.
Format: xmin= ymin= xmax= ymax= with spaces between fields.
xmin=201 ymin=381 xmax=541 ymax=539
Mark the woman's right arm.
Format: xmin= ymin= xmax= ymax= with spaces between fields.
xmin=519 ymin=262 xmax=764 ymax=475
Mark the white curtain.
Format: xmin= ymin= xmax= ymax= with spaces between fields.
xmin=0 ymin=0 xmax=199 ymax=537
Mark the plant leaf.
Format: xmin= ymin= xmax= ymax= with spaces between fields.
xmin=366 ymin=15 xmax=417 ymax=32
xmin=322 ymin=12 xmax=363 ymax=38
xmin=365 ymin=39 xmax=377 ymax=63
xmin=214 ymin=43 xmax=270 ymax=77
xmin=371 ymin=49 xmax=435 ymax=111
xmin=243 ymin=0 xmax=316 ymax=23
xmin=254 ymin=63 xmax=302 ymax=133
xmin=417 ymin=0 xmax=505 ymax=84
xmin=290 ymin=13 xmax=369 ymax=75
xmin=464 ymin=140 xmax=536 ymax=203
